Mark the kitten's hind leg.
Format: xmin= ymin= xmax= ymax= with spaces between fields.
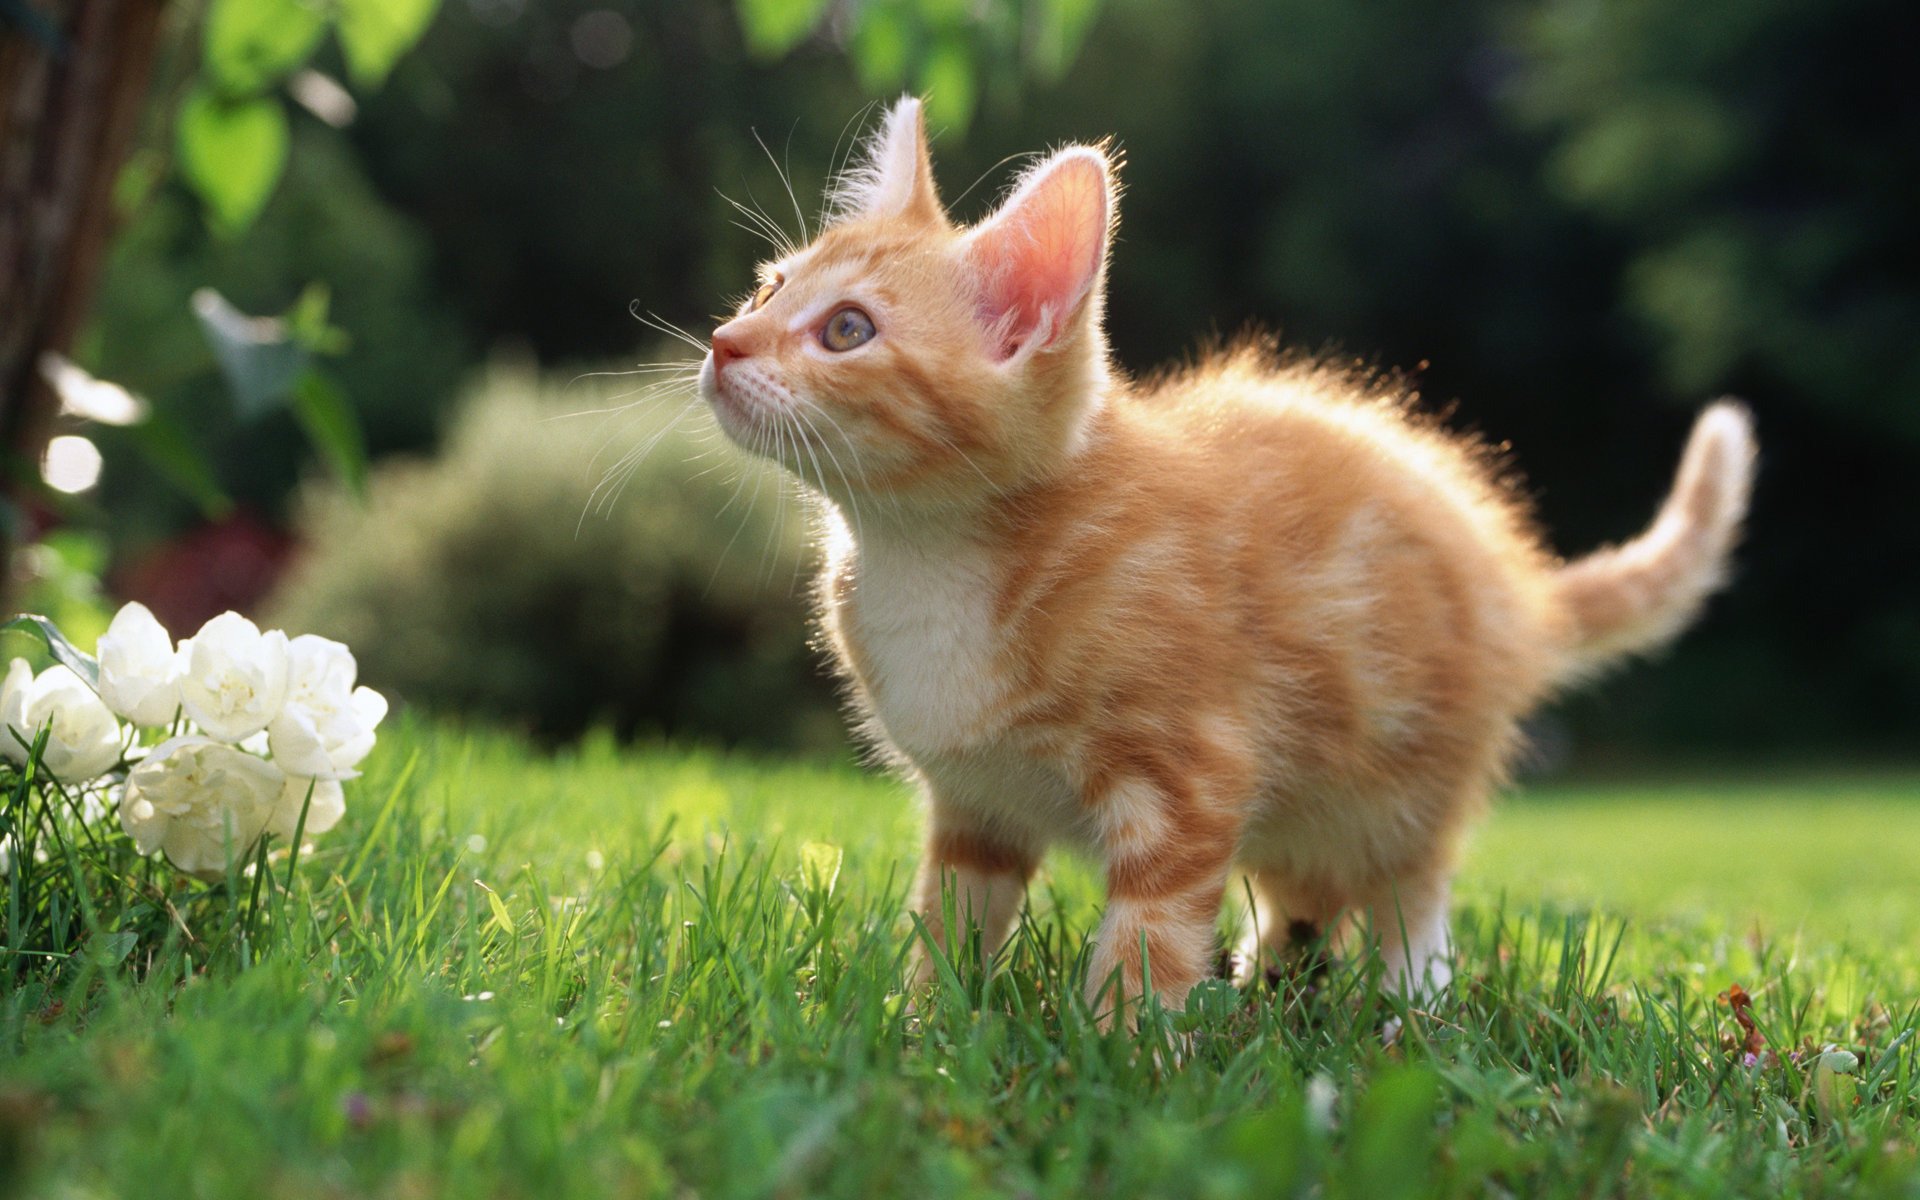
xmin=1085 ymin=776 xmax=1249 ymax=1028
xmin=1232 ymin=870 xmax=1335 ymax=989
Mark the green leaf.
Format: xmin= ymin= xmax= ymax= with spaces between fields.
xmin=735 ymin=0 xmax=830 ymax=58
xmin=1222 ymin=1093 xmax=1317 ymax=1195
xmin=849 ymin=4 xmax=912 ymax=91
xmin=797 ymin=841 xmax=842 ymax=897
xmin=176 ymin=89 xmax=289 ymax=235
xmin=118 ymin=413 xmax=234 ymax=520
xmin=191 ymin=288 xmax=310 ymax=418
xmin=204 ymin=0 xmax=328 ymax=95
xmin=1813 ymin=1049 xmax=1860 ymax=1123
xmin=918 ymin=0 xmax=968 ymax=27
xmin=291 ymin=371 xmax=369 ymax=497
xmin=285 ymin=283 xmax=351 ymax=356
xmin=917 ymin=37 xmax=977 ymax=132
xmin=94 ymin=929 xmax=139 ymax=966
xmin=1176 ymin=978 xmax=1244 ymax=1029
xmin=335 ymin=0 xmax=440 ymax=88
xmin=1 ymin=615 xmax=101 ymax=691
xmin=1341 ymin=1066 xmax=1439 ymax=1200
xmin=1031 ymin=0 xmax=1102 ymax=82
xmin=477 ymin=881 xmax=513 ymax=934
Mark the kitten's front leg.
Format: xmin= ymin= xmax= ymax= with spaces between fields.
xmin=1366 ymin=870 xmax=1455 ymax=999
xmin=908 ymin=804 xmax=1039 ymax=989
xmin=1084 ymin=778 xmax=1246 ymax=1027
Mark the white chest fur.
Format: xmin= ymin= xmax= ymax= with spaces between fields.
xmin=830 ymin=523 xmax=1009 ymax=760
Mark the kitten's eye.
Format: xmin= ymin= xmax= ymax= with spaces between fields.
xmin=750 ymin=274 xmax=782 ymax=311
xmin=821 ymin=306 xmax=876 ymax=352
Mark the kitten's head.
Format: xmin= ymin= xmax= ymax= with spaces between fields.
xmin=698 ymin=97 xmax=1118 ymax=505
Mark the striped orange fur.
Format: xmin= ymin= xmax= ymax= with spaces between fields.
xmin=697 ymin=98 xmax=1758 ymax=1023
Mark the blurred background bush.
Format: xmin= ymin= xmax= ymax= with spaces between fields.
xmin=5 ymin=0 xmax=1914 ymax=764
xmin=265 ymin=365 xmax=841 ymax=751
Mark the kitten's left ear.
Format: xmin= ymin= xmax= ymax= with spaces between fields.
xmin=962 ymin=145 xmax=1116 ymax=363
xmin=837 ymin=96 xmax=946 ymax=227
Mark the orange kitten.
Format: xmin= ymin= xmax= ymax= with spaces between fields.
xmin=697 ymin=98 xmax=1756 ymax=1021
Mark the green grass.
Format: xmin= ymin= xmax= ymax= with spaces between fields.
xmin=3 ymin=717 xmax=1918 ymax=1198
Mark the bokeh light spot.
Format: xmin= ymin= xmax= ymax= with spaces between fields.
xmin=44 ymin=435 xmax=103 ymax=494
xmin=570 ymin=10 xmax=633 ymax=70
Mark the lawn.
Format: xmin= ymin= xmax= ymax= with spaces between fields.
xmin=3 ymin=717 xmax=1917 ymax=1198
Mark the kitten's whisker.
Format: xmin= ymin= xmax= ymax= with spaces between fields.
xmin=798 ymin=402 xmax=868 ymax=484
xmin=553 ymin=377 xmax=700 ymax=424
xmin=793 ymin=403 xmax=866 ymax=548
xmin=737 ymin=180 xmax=800 ymax=260
xmin=707 ymin=422 xmax=774 ymax=597
xmin=727 ymin=218 xmax=784 ymax=251
xmin=921 ymin=421 xmax=998 ymax=497
xmin=753 ymin=125 xmax=811 ymax=247
xmin=721 ymin=204 xmax=794 ymax=256
xmin=807 ymin=405 xmax=910 ymax=529
xmin=717 ymin=189 xmax=796 ymax=256
xmin=587 ymin=426 xmax=658 ymax=518
xmin=635 ymin=310 xmax=712 ymax=357
xmin=606 ymin=407 xmax=691 ymax=514
xmin=581 ymin=386 xmax=697 ymax=478
xmin=759 ymin=418 xmax=783 ymax=588
xmin=566 ymin=360 xmax=704 ymax=388
xmin=949 ymin=150 xmax=1042 ymax=215
xmin=686 ymin=455 xmax=736 ymax=484
xmin=713 ymin=421 xmax=766 ymax=523
xmin=585 ymin=403 xmax=660 ymax=488
xmin=821 ymin=100 xmax=879 ymax=228
xmin=787 ymin=407 xmax=837 ymax=510
xmin=554 ymin=365 xmax=702 ymax=425
xmin=578 ymin=396 xmax=701 ymax=535
xmin=763 ymin=417 xmax=795 ymax=590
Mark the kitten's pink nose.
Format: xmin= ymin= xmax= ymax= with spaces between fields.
xmin=711 ymin=330 xmax=750 ymax=373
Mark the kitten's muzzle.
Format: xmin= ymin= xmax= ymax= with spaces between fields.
xmin=710 ymin=329 xmax=750 ymax=374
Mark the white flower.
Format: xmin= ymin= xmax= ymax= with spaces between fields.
xmin=268 ymin=775 xmax=345 ymax=840
xmin=267 ymin=635 xmax=386 ymax=780
xmin=118 ymin=736 xmax=285 ymax=875
xmin=0 ymin=658 xmax=125 ymax=783
xmin=177 ymin=613 xmax=289 ymax=742
xmin=97 ymin=601 xmax=182 ymax=727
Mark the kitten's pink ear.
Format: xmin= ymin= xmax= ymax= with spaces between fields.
xmin=836 ymin=96 xmax=945 ymax=227
xmin=962 ymin=147 xmax=1114 ymax=363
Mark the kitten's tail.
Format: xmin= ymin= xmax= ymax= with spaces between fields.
xmin=1551 ymin=400 xmax=1757 ymax=682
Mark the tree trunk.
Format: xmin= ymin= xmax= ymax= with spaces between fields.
xmin=0 ymin=0 xmax=168 ymax=607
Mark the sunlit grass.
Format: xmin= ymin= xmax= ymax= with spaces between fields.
xmin=1471 ymin=779 xmax=1920 ymax=946
xmin=2 ymin=715 xmax=1917 ymax=1197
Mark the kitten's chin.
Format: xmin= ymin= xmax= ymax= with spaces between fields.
xmin=699 ymin=359 xmax=758 ymax=446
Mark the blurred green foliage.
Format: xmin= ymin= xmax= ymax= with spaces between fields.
xmin=1513 ymin=0 xmax=1920 ymax=435
xmin=739 ymin=0 xmax=1102 ymax=130
xmin=265 ymin=366 xmax=843 ymax=751
xmin=176 ymin=88 xmax=289 ymax=234
xmin=2 ymin=533 xmax=114 ymax=662
xmin=184 ymin=0 xmax=439 ymax=232
xmin=44 ymin=0 xmax=446 ymax=541
xmin=74 ymin=0 xmax=1916 ymax=761
xmin=85 ymin=128 xmax=469 ymax=541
